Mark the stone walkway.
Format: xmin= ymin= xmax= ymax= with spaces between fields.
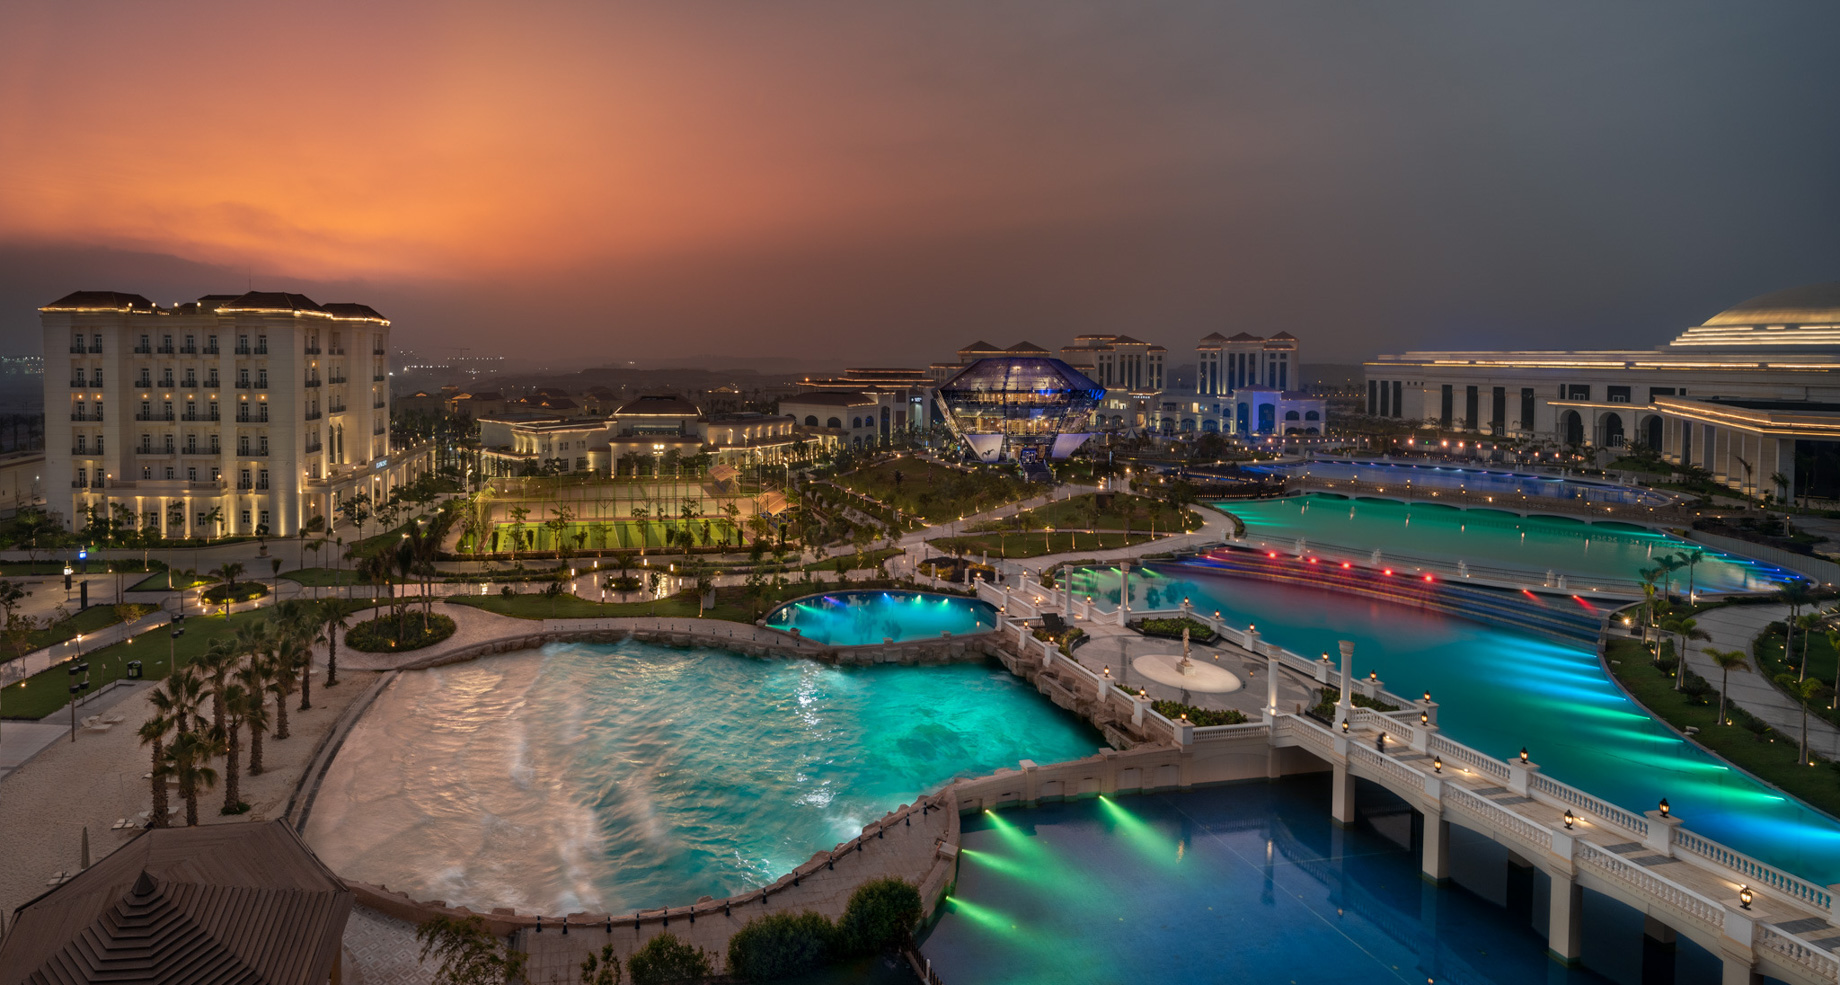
xmin=340 ymin=906 xmax=435 ymax=985
xmin=1685 ymin=603 xmax=1840 ymax=759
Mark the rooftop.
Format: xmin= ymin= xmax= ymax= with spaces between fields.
xmin=613 ymin=394 xmax=702 ymax=416
xmin=40 ymin=291 xmax=156 ymax=312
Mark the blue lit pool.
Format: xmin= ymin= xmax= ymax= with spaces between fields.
xmin=303 ymin=639 xmax=1099 ymax=914
xmin=1069 ymin=564 xmax=1840 ymax=884
xmin=1222 ymin=494 xmax=1790 ymax=593
xmin=1246 ymin=458 xmax=1671 ymax=505
xmin=763 ymin=590 xmax=998 ymax=645
xmin=926 ymin=780 xmax=1691 ymax=985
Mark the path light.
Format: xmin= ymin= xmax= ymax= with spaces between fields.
xmin=1340 ymin=720 xmax=1349 ymax=734
xmin=1423 ymin=691 xmax=1431 ymax=702
xmin=1739 ymin=886 xmax=1753 ymax=910
xmin=1432 ymin=756 xmax=1442 ymax=773
xmin=1518 ymin=747 xmax=1529 ymax=764
xmin=1659 ymin=798 xmax=1670 ymax=818
xmin=1368 ymin=671 xmax=1377 ymax=682
xmin=1420 ymin=711 xmax=1429 ymax=726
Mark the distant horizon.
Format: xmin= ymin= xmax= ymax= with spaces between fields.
xmin=4 ymin=4 xmax=1837 ymax=365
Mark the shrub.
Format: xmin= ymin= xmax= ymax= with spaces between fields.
xmin=726 ymin=911 xmax=834 ymax=980
xmin=628 ymin=932 xmax=712 ymax=985
xmin=200 ymin=582 xmax=268 ymax=606
xmin=836 ymin=878 xmax=922 ymax=956
xmin=1150 ymin=700 xmax=1247 ymax=727
xmin=345 ymin=613 xmax=457 ymax=652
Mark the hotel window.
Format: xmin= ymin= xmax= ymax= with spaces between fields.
xmin=1565 ymin=384 xmax=1590 ymax=401
xmin=1490 ymin=387 xmax=1506 ymax=435
xmin=1520 ymin=388 xmax=1535 ymax=429
xmin=1439 ymin=385 xmax=1453 ymax=428
xmin=1648 ymin=387 xmax=1676 ymax=403
xmin=187 ymin=467 xmax=197 ymax=482
xmin=141 ymin=466 xmax=150 ymax=479
xmin=1391 ymin=381 xmax=1402 ymax=418
xmin=164 ymin=466 xmax=175 ymax=480
xmin=1607 ymin=386 xmax=1631 ymax=403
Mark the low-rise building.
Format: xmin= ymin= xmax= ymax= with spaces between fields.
xmin=478 ymin=394 xmax=805 ymax=476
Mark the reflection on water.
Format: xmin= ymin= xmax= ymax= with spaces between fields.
xmin=1070 ymin=564 xmax=1840 ymax=883
xmin=1222 ymin=494 xmax=1788 ymax=592
xmin=763 ymin=590 xmax=996 ymax=646
xmin=304 ymin=639 xmax=1099 ymax=913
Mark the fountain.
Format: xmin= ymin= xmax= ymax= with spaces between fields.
xmin=1131 ymin=625 xmax=1242 ymax=693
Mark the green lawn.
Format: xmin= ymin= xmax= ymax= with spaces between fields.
xmin=971 ymin=493 xmax=1199 ymax=535
xmin=283 ymin=567 xmax=372 ymax=587
xmin=927 ymin=531 xmax=1158 ymax=559
xmin=1754 ymin=623 xmax=1840 ymax=728
xmin=129 ymin=571 xmax=216 ymax=592
xmin=835 ymin=458 xmax=1032 ymax=523
xmin=459 ymin=518 xmax=742 ymax=554
xmin=20 ymin=604 xmax=135 ymax=654
xmin=3 ymin=601 xmax=373 ymax=720
xmin=1604 ymin=637 xmax=1840 ymax=817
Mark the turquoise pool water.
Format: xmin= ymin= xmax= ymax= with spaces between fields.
xmin=926 ymin=781 xmax=1666 ymax=985
xmin=764 ymin=590 xmax=997 ymax=645
xmin=1070 ymin=564 xmax=1840 ymax=884
xmin=302 ymin=639 xmax=1100 ymax=914
xmin=1246 ymin=458 xmax=1669 ymax=505
xmin=1223 ymin=494 xmax=1789 ymax=593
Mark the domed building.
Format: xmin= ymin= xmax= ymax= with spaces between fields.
xmin=936 ymin=355 xmax=1106 ymax=463
xmin=1364 ymin=282 xmax=1840 ymax=511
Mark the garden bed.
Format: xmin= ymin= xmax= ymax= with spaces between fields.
xmin=200 ymin=582 xmax=268 ymax=606
xmin=1128 ymin=617 xmax=1218 ymax=644
xmin=345 ymin=612 xmax=458 ymax=652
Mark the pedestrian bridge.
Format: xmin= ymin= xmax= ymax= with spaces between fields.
xmin=969 ymin=579 xmax=1840 ymax=985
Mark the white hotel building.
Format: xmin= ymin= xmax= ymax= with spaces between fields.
xmin=41 ymin=291 xmax=431 ymax=537
xmin=1364 ymin=283 xmax=1840 ymax=501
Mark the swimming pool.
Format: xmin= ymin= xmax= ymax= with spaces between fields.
xmin=926 ymin=780 xmax=1712 ymax=985
xmin=763 ymin=590 xmax=997 ymax=645
xmin=1247 ymin=458 xmax=1671 ymax=505
xmin=1222 ymin=494 xmax=1789 ymax=594
xmin=302 ymin=639 xmax=1100 ymax=914
xmin=1068 ymin=564 xmax=1840 ymax=884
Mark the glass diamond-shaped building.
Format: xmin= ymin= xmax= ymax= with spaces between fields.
xmin=935 ymin=357 xmax=1106 ymax=462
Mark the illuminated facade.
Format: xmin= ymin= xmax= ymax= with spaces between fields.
xmin=1364 ymin=283 xmax=1840 ymax=499
xmin=478 ymin=395 xmax=805 ymax=475
xmin=42 ymin=291 xmax=430 ymax=536
xmin=935 ymin=357 xmax=1105 ymax=462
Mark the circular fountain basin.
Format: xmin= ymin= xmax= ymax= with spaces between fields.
xmin=1130 ymin=654 xmax=1242 ymax=692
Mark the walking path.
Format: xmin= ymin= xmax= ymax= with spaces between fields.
xmin=1685 ymin=604 xmax=1840 ymax=759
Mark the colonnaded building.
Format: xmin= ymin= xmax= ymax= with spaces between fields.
xmin=41 ymin=291 xmax=434 ymax=536
xmin=1365 ymin=283 xmax=1840 ymax=502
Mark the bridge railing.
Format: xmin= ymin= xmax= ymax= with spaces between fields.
xmin=1280 ymin=712 xmax=1840 ymax=973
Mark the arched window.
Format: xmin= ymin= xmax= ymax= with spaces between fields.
xmin=827 ymin=417 xmax=842 ymax=428
xmin=851 ymin=417 xmax=862 ymax=428
xmin=1284 ymin=410 xmax=1301 ymax=421
xmin=804 ymin=415 xmax=818 ymax=426
xmin=1304 ymin=410 xmax=1320 ymax=421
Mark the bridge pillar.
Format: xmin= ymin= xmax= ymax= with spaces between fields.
xmin=1420 ymin=808 xmax=1449 ymax=884
xmin=1642 ymin=809 xmax=1682 ymax=857
xmin=1331 ymin=760 xmax=1355 ymax=827
xmin=1720 ymin=905 xmax=1762 ymax=985
xmin=1547 ymin=870 xmax=1583 ymax=964
xmin=1641 ymin=915 xmax=1677 ymax=985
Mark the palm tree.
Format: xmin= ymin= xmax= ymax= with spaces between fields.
xmin=1776 ymin=674 xmax=1828 ymax=766
xmin=1775 ymin=582 xmax=1817 ymax=678
xmin=1638 ymin=566 xmax=1663 ymax=643
xmin=1655 ymin=554 xmax=1685 ymax=604
xmin=1796 ymin=612 xmax=1825 ymax=682
xmin=1659 ymin=615 xmax=1710 ymax=691
xmin=317 ymin=601 xmax=353 ymax=688
xmin=1680 ymin=548 xmax=1706 ymax=603
xmin=195 ymin=638 xmax=242 ymax=737
xmin=235 ymin=660 xmax=272 ymax=776
xmin=274 ymin=599 xmax=319 ymax=710
xmin=217 ymin=682 xmax=251 ymax=815
xmin=268 ymin=636 xmax=304 ymax=740
xmin=157 ymin=729 xmax=223 ymax=826
xmin=1705 ymin=647 xmax=1749 ymax=724
xmin=137 ymin=710 xmax=175 ymax=828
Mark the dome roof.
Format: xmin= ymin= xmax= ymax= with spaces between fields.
xmin=1700 ymin=283 xmax=1840 ymax=327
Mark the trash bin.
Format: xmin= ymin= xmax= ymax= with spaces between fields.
xmin=126 ymin=660 xmax=143 ymax=680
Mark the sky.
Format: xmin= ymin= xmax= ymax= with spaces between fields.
xmin=1 ymin=1 xmax=1837 ymax=369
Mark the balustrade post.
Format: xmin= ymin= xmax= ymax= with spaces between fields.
xmin=1410 ymin=721 xmax=1434 ymax=753
xmin=1335 ymin=640 xmax=1355 ymax=725
xmin=1507 ymin=758 xmax=1540 ymax=796
xmin=1263 ymin=654 xmax=1280 ymax=723
xmin=1421 ymin=699 xmax=1439 ymax=727
xmin=1643 ymin=809 xmax=1682 ymax=857
xmin=1130 ymin=694 xmax=1148 ymax=728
